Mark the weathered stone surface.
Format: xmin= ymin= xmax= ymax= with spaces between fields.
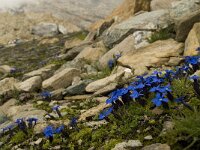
xmin=142 ymin=143 xmax=170 ymax=150
xmin=90 ymin=0 xmax=151 ymax=31
xmin=18 ymin=76 xmax=42 ymax=92
xmin=42 ymin=68 xmax=81 ymax=90
xmin=93 ymin=83 xmax=118 ymax=96
xmin=112 ymin=140 xmax=142 ymax=150
xmin=64 ymin=95 xmax=92 ymax=101
xmin=117 ymin=39 xmax=184 ymax=76
xmin=85 ymin=71 xmax=124 ymax=93
xmin=63 ymin=80 xmax=92 ymax=96
xmin=51 ymin=88 xmax=65 ymax=100
xmin=170 ymin=0 xmax=200 ymax=19
xmin=0 ymin=78 xmax=18 ymax=94
xmin=23 ymin=64 xmax=56 ymax=80
xmin=0 ymin=65 xmax=14 ymax=74
xmin=99 ymin=35 xmax=135 ymax=68
xmin=31 ymin=22 xmax=59 ymax=37
xmin=150 ymin=0 xmax=179 ymax=11
xmin=74 ymin=41 xmax=107 ymax=62
xmin=175 ymin=10 xmax=200 ymax=42
xmin=78 ymin=103 xmax=111 ymax=121
xmin=0 ymin=99 xmax=46 ymax=121
xmin=102 ymin=10 xmax=171 ymax=48
xmin=64 ymin=38 xmax=83 ymax=50
xmin=184 ymin=23 xmax=200 ymax=56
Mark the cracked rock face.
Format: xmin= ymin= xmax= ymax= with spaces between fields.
xmin=117 ymin=39 xmax=184 ymax=76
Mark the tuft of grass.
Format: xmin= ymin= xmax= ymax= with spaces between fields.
xmin=147 ymin=26 xmax=175 ymax=43
xmin=10 ymin=131 xmax=27 ymax=145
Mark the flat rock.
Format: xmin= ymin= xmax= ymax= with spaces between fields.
xmin=18 ymin=76 xmax=42 ymax=92
xmin=117 ymin=39 xmax=184 ymax=76
xmin=42 ymin=68 xmax=81 ymax=90
xmin=174 ymin=9 xmax=200 ymax=42
xmin=184 ymin=22 xmax=200 ymax=56
xmin=74 ymin=41 xmax=107 ymax=62
xmin=112 ymin=140 xmax=142 ymax=150
xmin=23 ymin=64 xmax=56 ymax=80
xmin=102 ymin=10 xmax=171 ymax=48
xmin=99 ymin=35 xmax=135 ymax=68
xmin=78 ymin=103 xmax=111 ymax=121
xmin=0 ymin=99 xmax=46 ymax=121
xmin=93 ymin=83 xmax=118 ymax=96
xmin=85 ymin=71 xmax=124 ymax=93
xmin=63 ymin=80 xmax=92 ymax=96
xmin=150 ymin=0 xmax=179 ymax=11
xmin=31 ymin=22 xmax=59 ymax=37
xmin=64 ymin=38 xmax=83 ymax=50
xmin=142 ymin=143 xmax=170 ymax=150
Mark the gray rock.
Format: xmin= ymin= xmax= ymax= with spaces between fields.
xmin=85 ymin=71 xmax=124 ymax=93
xmin=174 ymin=9 xmax=200 ymax=42
xmin=170 ymin=0 xmax=200 ymax=19
xmin=50 ymin=88 xmax=65 ymax=100
xmin=42 ymin=68 xmax=81 ymax=90
xmin=58 ymin=25 xmax=68 ymax=35
xmin=31 ymin=22 xmax=59 ymax=37
xmin=144 ymin=135 xmax=153 ymax=140
xmin=112 ymin=140 xmax=142 ymax=150
xmin=63 ymin=80 xmax=92 ymax=96
xmin=142 ymin=143 xmax=170 ymax=150
xmin=18 ymin=76 xmax=42 ymax=92
xmin=102 ymin=10 xmax=171 ymax=48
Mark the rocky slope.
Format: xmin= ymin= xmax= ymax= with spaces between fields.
xmin=1 ymin=0 xmax=200 ymax=149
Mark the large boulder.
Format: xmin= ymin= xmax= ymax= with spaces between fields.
xmin=170 ymin=0 xmax=200 ymax=19
xmin=90 ymin=0 xmax=151 ymax=31
xmin=31 ymin=22 xmax=59 ymax=37
xmin=85 ymin=71 xmax=124 ymax=93
xmin=117 ymin=39 xmax=184 ymax=76
xmin=102 ymin=10 xmax=171 ymax=48
xmin=42 ymin=68 xmax=81 ymax=90
xmin=74 ymin=41 xmax=107 ymax=63
xmin=150 ymin=0 xmax=179 ymax=11
xmin=18 ymin=76 xmax=42 ymax=92
xmin=184 ymin=22 xmax=200 ymax=56
xmin=99 ymin=35 xmax=135 ymax=68
xmin=174 ymin=10 xmax=200 ymax=42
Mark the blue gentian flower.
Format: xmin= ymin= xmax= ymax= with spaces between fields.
xmin=185 ymin=56 xmax=200 ymax=65
xmin=43 ymin=125 xmax=54 ymax=138
xmin=189 ymin=75 xmax=200 ymax=81
xmin=152 ymin=93 xmax=169 ymax=107
xmin=106 ymin=88 xmax=128 ymax=104
xmin=52 ymin=105 xmax=60 ymax=111
xmin=108 ymin=59 xmax=115 ymax=69
xmin=99 ymin=106 xmax=114 ymax=120
xmin=130 ymin=90 xmax=143 ymax=99
xmin=15 ymin=118 xmax=27 ymax=134
xmin=2 ymin=124 xmax=14 ymax=133
xmin=10 ymin=67 xmax=17 ymax=74
xmin=41 ymin=91 xmax=51 ymax=100
xmin=27 ymin=117 xmax=38 ymax=128
xmin=54 ymin=125 xmax=64 ymax=134
xmin=175 ymin=96 xmax=193 ymax=111
xmin=69 ymin=117 xmax=77 ymax=127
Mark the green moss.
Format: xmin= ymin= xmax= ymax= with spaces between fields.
xmin=148 ymin=25 xmax=175 ymax=43
xmin=74 ymin=32 xmax=88 ymax=40
xmin=10 ymin=131 xmax=27 ymax=145
xmin=42 ymin=140 xmax=50 ymax=149
xmin=34 ymin=102 xmax=51 ymax=112
xmin=70 ymin=128 xmax=92 ymax=141
xmin=103 ymin=139 xmax=122 ymax=150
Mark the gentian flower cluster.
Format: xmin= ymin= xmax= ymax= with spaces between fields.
xmin=99 ymin=53 xmax=200 ymax=120
xmin=15 ymin=118 xmax=28 ymax=134
xmin=27 ymin=117 xmax=38 ymax=128
xmin=43 ymin=125 xmax=65 ymax=143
